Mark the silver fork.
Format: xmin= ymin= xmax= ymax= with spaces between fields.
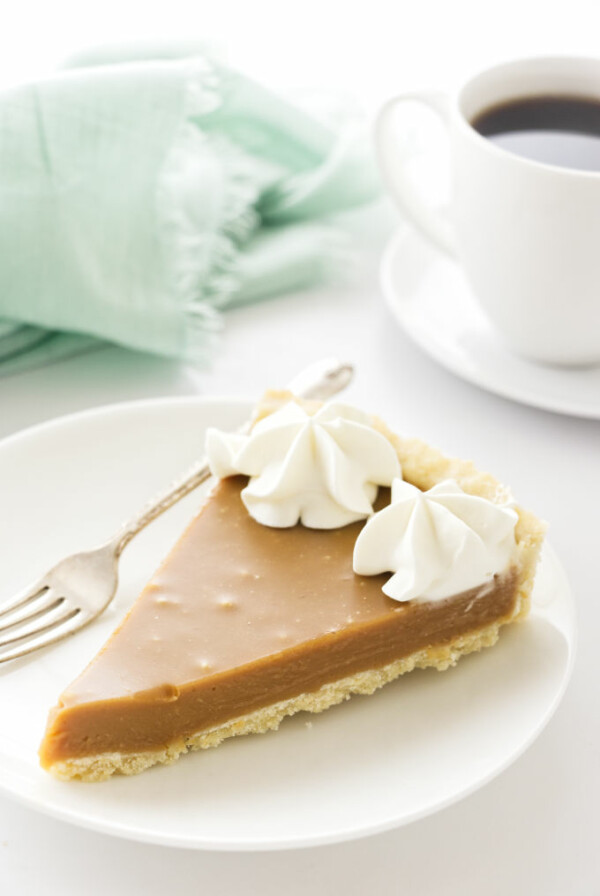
xmin=0 ymin=358 xmax=354 ymax=664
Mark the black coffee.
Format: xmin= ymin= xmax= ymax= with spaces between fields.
xmin=471 ymin=95 xmax=600 ymax=172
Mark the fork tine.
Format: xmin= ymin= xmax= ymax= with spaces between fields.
xmin=0 ymin=583 xmax=50 ymax=622
xmin=0 ymin=609 xmax=83 ymax=663
xmin=0 ymin=595 xmax=65 ymax=639
xmin=0 ymin=600 xmax=75 ymax=649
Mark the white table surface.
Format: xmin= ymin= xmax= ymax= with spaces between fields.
xmin=1 ymin=2 xmax=599 ymax=891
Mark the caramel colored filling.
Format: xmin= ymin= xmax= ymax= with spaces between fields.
xmin=40 ymin=477 xmax=519 ymax=767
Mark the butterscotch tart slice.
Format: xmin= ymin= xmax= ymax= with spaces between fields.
xmin=39 ymin=393 xmax=545 ymax=781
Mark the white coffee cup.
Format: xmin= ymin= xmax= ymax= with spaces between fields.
xmin=375 ymin=57 xmax=600 ymax=366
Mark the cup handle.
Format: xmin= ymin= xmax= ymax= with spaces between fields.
xmin=375 ymin=92 xmax=456 ymax=255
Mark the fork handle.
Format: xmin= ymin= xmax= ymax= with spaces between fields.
xmin=112 ymin=359 xmax=354 ymax=557
xmin=112 ymin=459 xmax=214 ymax=557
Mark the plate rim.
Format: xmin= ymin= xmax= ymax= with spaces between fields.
xmin=0 ymin=396 xmax=577 ymax=851
xmin=0 ymin=394 xmax=252 ymax=453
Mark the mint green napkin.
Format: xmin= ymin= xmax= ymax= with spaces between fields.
xmin=0 ymin=46 xmax=378 ymax=374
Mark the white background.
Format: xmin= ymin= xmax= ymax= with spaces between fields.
xmin=1 ymin=1 xmax=599 ymax=892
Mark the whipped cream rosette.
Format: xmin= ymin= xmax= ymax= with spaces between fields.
xmin=205 ymin=400 xmax=400 ymax=528
xmin=353 ymin=478 xmax=518 ymax=602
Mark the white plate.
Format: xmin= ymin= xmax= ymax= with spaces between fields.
xmin=0 ymin=398 xmax=576 ymax=850
xmin=381 ymin=225 xmax=600 ymax=419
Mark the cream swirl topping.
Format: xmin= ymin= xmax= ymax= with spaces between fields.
xmin=205 ymin=400 xmax=401 ymax=529
xmin=353 ymin=478 xmax=518 ymax=602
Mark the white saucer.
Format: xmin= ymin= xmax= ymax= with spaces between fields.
xmin=0 ymin=399 xmax=576 ymax=850
xmin=381 ymin=225 xmax=600 ymax=418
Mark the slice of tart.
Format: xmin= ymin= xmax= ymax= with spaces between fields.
xmin=39 ymin=392 xmax=545 ymax=781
